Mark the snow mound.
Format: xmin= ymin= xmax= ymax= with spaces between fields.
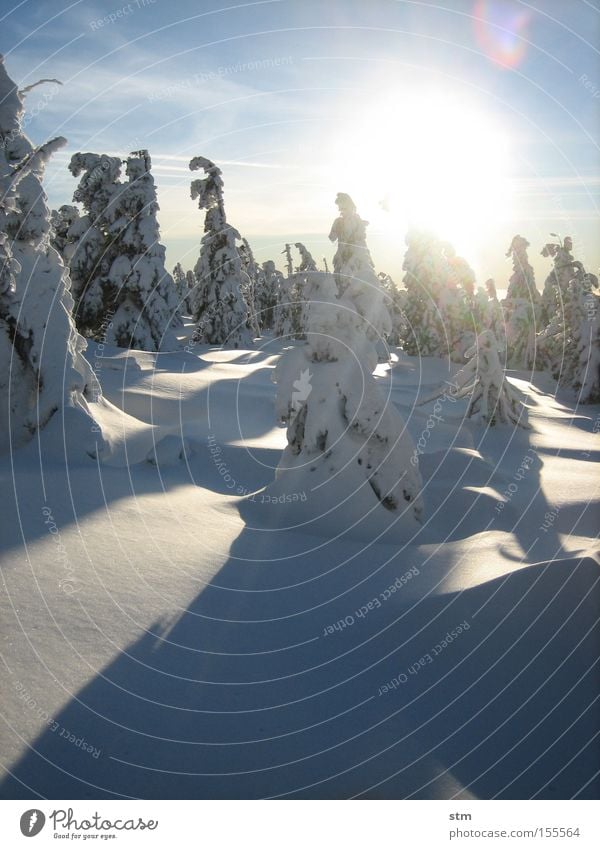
xmin=146 ymin=434 xmax=191 ymax=466
xmin=34 ymin=404 xmax=106 ymax=461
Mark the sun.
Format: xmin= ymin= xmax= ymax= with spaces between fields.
xmin=332 ymin=86 xmax=513 ymax=256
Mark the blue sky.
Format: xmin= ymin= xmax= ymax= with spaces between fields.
xmin=1 ymin=0 xmax=598 ymax=286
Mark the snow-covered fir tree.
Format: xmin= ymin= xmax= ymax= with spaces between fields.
xmin=274 ymin=244 xmax=306 ymax=340
xmin=573 ymin=272 xmax=600 ymax=403
xmin=482 ymin=277 xmax=506 ymax=355
xmin=281 ymin=243 xmax=293 ymax=277
xmin=329 ymin=193 xmax=374 ymax=296
xmin=289 ymin=273 xmax=309 ymax=339
xmin=67 ymin=151 xmax=122 ymax=324
xmin=172 ymin=261 xmax=189 ymax=312
xmin=269 ymin=198 xmax=422 ymax=534
xmin=436 ymin=243 xmax=472 ymax=361
xmin=189 ymin=156 xmax=252 ymax=347
xmin=378 ymin=272 xmax=405 ymax=347
xmin=0 ymin=55 xmax=102 ymax=452
xmin=540 ymin=235 xmax=576 ymax=325
xmin=294 ymin=242 xmax=317 ymax=272
xmin=50 ymin=204 xmax=80 ymax=258
xmin=259 ymin=260 xmax=283 ymax=330
xmin=273 ymin=271 xmax=295 ymax=339
xmin=238 ymin=237 xmax=261 ymax=337
xmin=502 ymin=235 xmax=541 ymax=370
xmin=420 ymin=330 xmax=528 ymax=427
xmin=70 ymin=149 xmax=180 ymax=350
xmin=538 ymin=263 xmax=599 ymax=402
xmin=399 ymin=230 xmax=446 ymax=356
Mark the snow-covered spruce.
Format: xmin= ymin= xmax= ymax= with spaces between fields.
xmin=238 ymin=237 xmax=261 ymax=336
xmin=172 ymin=261 xmax=190 ymax=315
xmin=274 ymin=244 xmax=306 ymax=340
xmin=540 ymin=235 xmax=576 ymax=326
xmin=420 ymin=330 xmax=529 ymax=427
xmin=483 ymin=278 xmax=506 ymax=353
xmin=67 ymin=152 xmax=122 ymax=324
xmin=257 ymin=260 xmax=282 ymax=330
xmin=265 ymin=201 xmax=421 ymax=538
xmin=399 ymin=230 xmax=446 ymax=356
xmin=538 ymin=264 xmax=599 ymax=403
xmin=329 ymin=193 xmax=392 ymax=338
xmin=441 ymin=241 xmax=484 ymax=361
xmin=502 ymin=235 xmax=541 ymax=370
xmin=281 ymin=242 xmax=293 ymax=277
xmin=50 ymin=204 xmax=80 ymax=258
xmin=573 ymin=274 xmax=600 ymax=403
xmin=68 ymin=150 xmax=180 ymax=350
xmin=378 ymin=272 xmax=405 ymax=347
xmin=189 ymin=156 xmax=253 ymax=347
xmin=294 ymin=242 xmax=317 ymax=272
xmin=107 ymin=150 xmax=180 ymax=350
xmin=0 ymin=55 xmax=102 ymax=453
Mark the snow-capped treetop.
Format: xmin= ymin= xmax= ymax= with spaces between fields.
xmin=69 ymin=152 xmax=123 ymax=236
xmin=540 ymin=233 xmax=578 ymax=323
xmin=328 ymin=192 xmax=390 ymax=341
xmin=505 ymin=234 xmax=539 ymax=302
xmin=329 ymin=191 xmax=374 ymax=286
xmin=294 ymin=242 xmax=317 ymax=272
xmin=541 ymin=235 xmax=574 ymax=267
xmin=282 ymin=243 xmax=293 ymax=277
xmin=50 ymin=204 xmax=80 ymax=256
xmin=444 ymin=241 xmax=476 ymax=298
xmin=485 ymin=278 xmax=497 ymax=299
xmin=190 ymin=156 xmax=225 ymax=219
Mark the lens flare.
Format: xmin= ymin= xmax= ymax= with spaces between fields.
xmin=473 ymin=0 xmax=531 ymax=69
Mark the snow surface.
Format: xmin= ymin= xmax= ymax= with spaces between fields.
xmin=0 ymin=334 xmax=598 ymax=800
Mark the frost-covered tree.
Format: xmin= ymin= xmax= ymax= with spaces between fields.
xmin=189 ymin=156 xmax=253 ymax=347
xmin=273 ymin=275 xmax=294 ymax=339
xmin=482 ymin=278 xmax=506 ymax=355
xmin=573 ymin=273 xmax=600 ymax=403
xmin=399 ymin=230 xmax=447 ymax=356
xmin=238 ymin=237 xmax=261 ymax=337
xmin=420 ymin=330 xmax=528 ymax=427
xmin=378 ymin=272 xmax=406 ymax=347
xmin=109 ymin=150 xmax=180 ymax=350
xmin=70 ymin=149 xmax=180 ymax=350
xmin=329 ymin=193 xmax=375 ymax=295
xmin=540 ymin=235 xmax=576 ymax=325
xmin=294 ymin=242 xmax=317 ymax=272
xmin=50 ymin=204 xmax=79 ymax=258
xmin=281 ymin=243 xmax=293 ymax=277
xmin=173 ymin=262 xmax=194 ymax=316
xmin=259 ymin=260 xmax=282 ymax=330
xmin=506 ymin=234 xmax=539 ymax=302
xmin=172 ymin=262 xmax=188 ymax=306
xmin=268 ymin=197 xmax=421 ymax=534
xmin=68 ymin=151 xmax=122 ymax=321
xmin=0 ymin=55 xmax=102 ymax=452
xmin=538 ymin=264 xmax=599 ymax=402
xmin=502 ymin=235 xmax=541 ymax=369
xmin=437 ymin=245 xmax=491 ymax=363
xmin=274 ymin=243 xmax=306 ymax=340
